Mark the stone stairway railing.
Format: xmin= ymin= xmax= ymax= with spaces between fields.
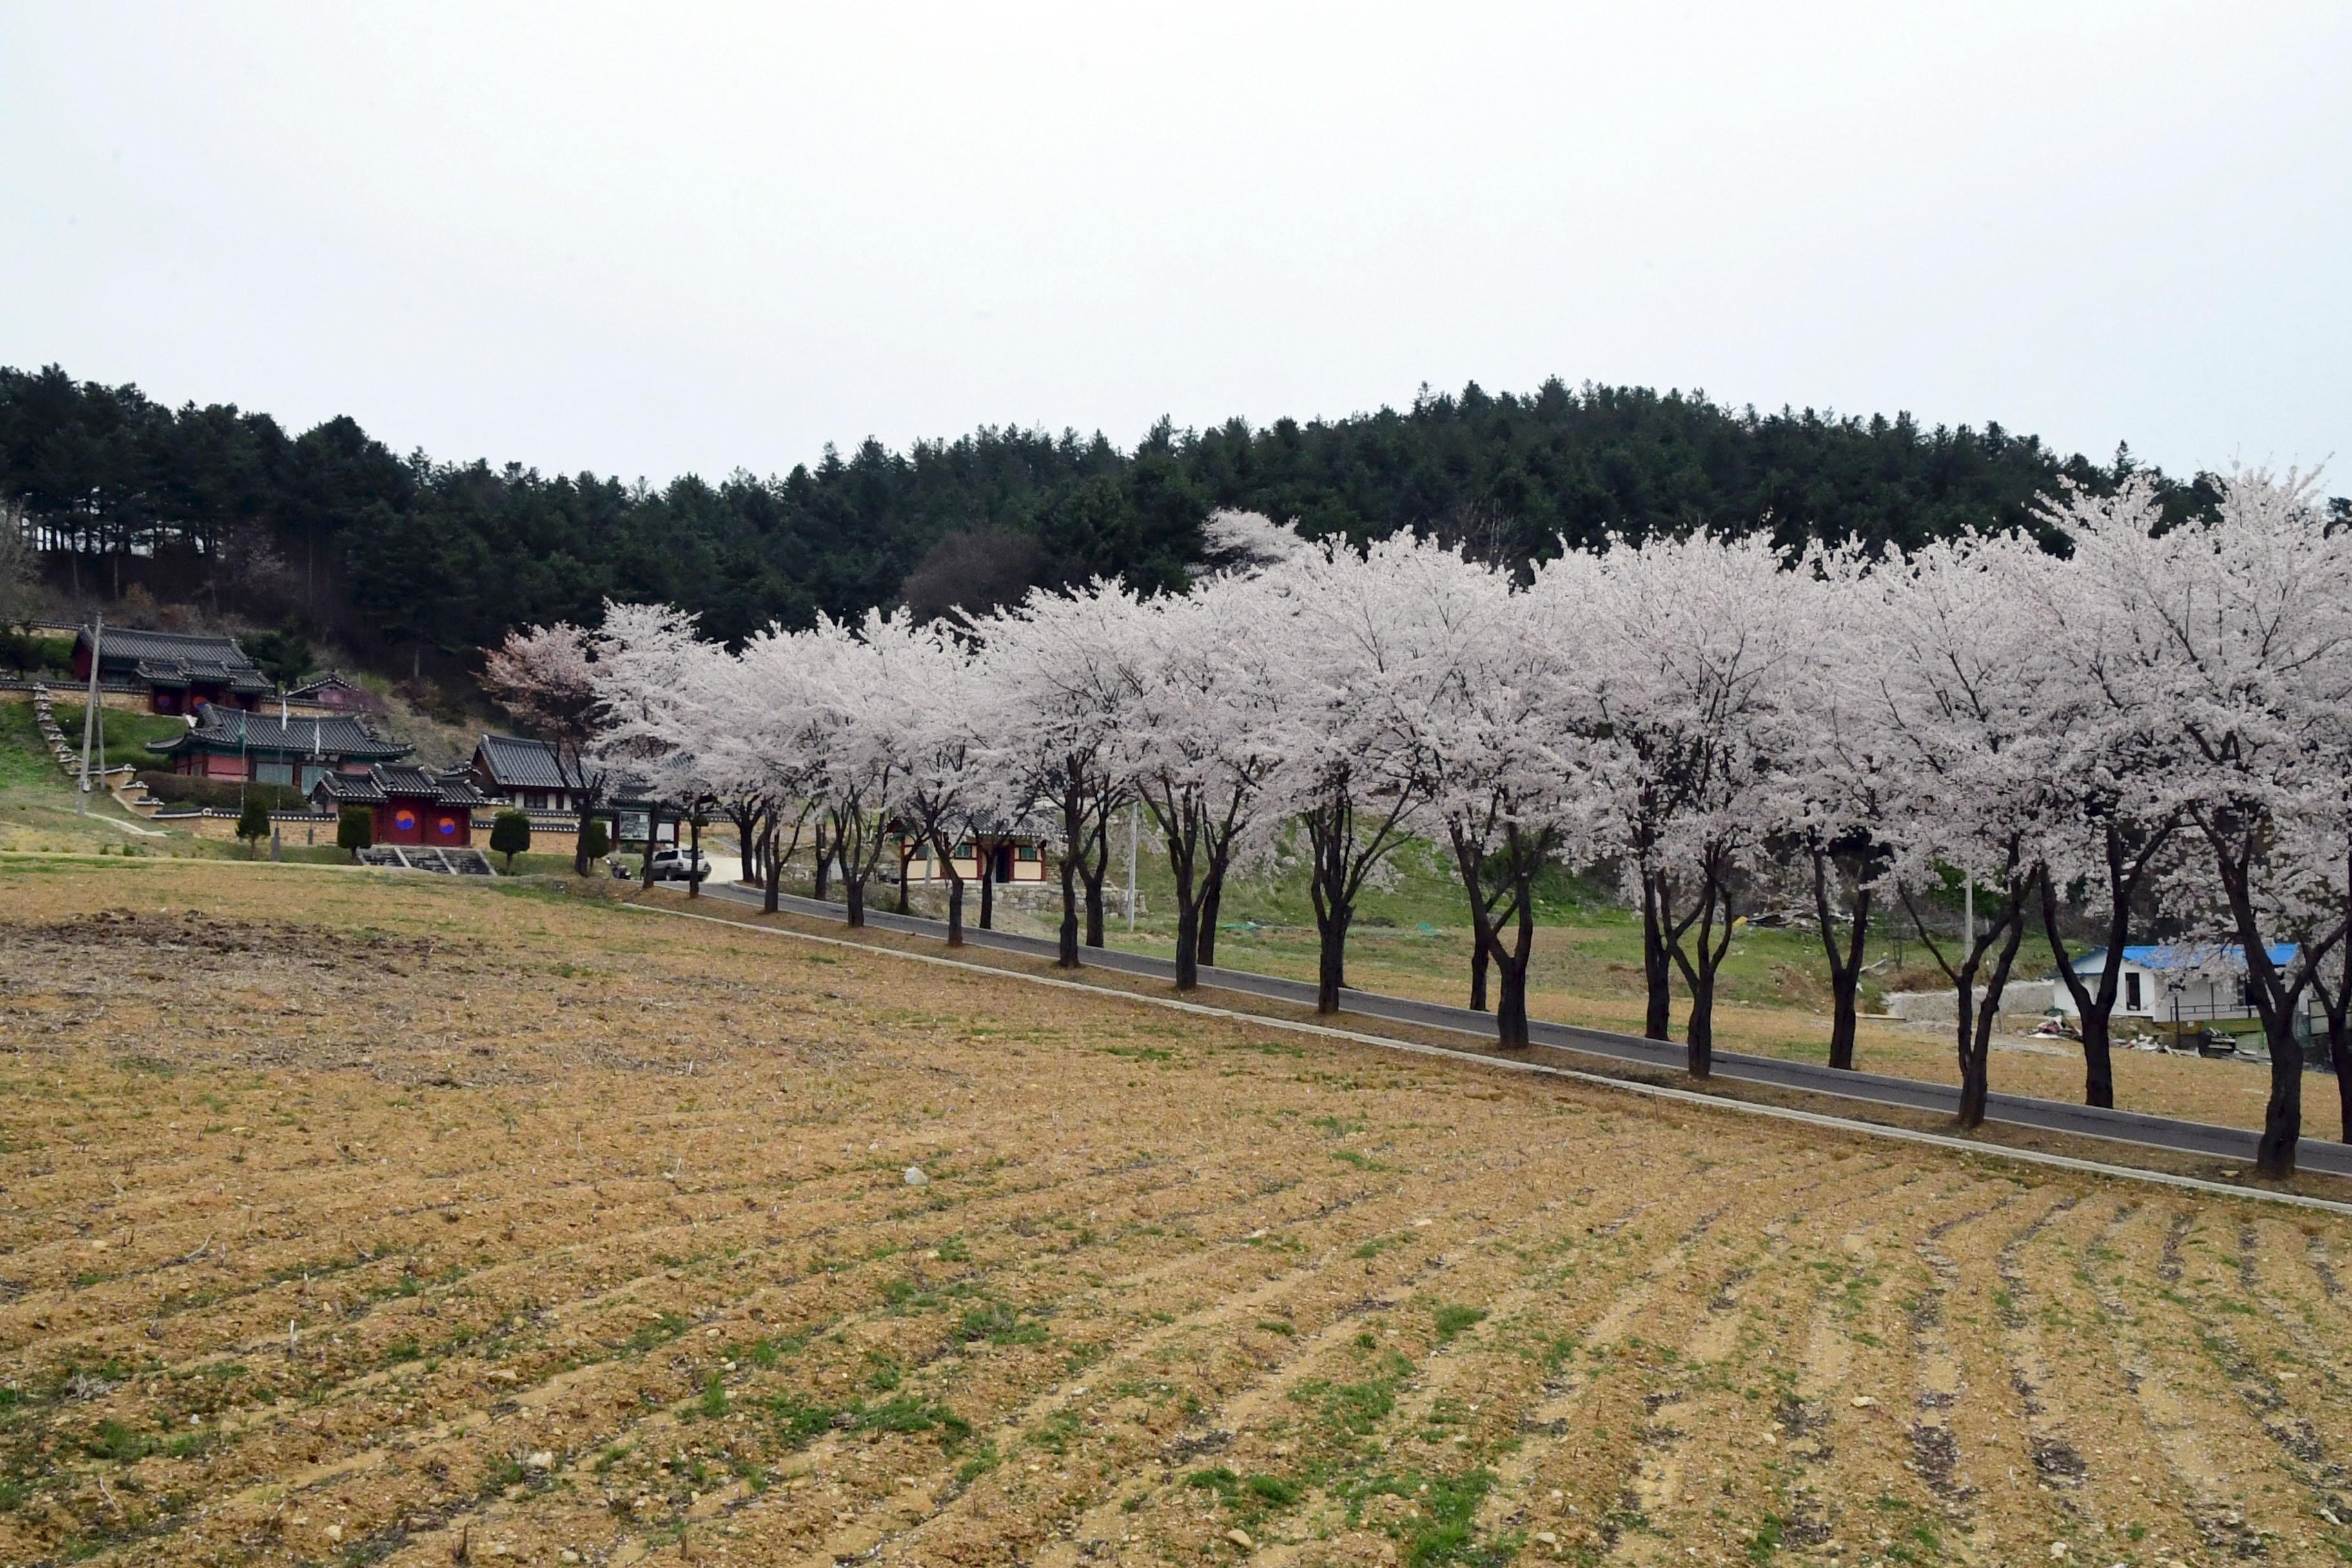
xmin=356 ymin=846 xmax=497 ymax=876
xmin=30 ymin=683 xmax=167 ymax=816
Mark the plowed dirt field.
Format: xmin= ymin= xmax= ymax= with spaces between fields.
xmin=3 ymin=858 xmax=2349 ymax=1568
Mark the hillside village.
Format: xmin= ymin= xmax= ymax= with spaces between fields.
xmin=14 ymin=622 xmax=687 ymax=872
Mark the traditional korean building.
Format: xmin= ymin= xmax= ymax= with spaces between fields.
xmin=310 ymin=765 xmax=492 ymax=847
xmin=146 ymin=703 xmax=414 ymax=789
xmin=894 ymin=820 xmax=1054 ymax=883
xmin=283 ymin=671 xmax=383 ymax=714
xmin=467 ymin=733 xmax=590 ymax=814
xmin=71 ymin=625 xmax=271 ymax=713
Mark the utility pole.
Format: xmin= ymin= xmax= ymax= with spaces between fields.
xmin=1126 ymin=805 xmax=1138 ymax=933
xmin=75 ymin=615 xmax=102 ymax=814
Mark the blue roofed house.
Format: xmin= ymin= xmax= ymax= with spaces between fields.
xmin=2052 ymin=944 xmax=2311 ymax=1030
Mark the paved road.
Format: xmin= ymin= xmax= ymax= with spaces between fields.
xmin=697 ymin=881 xmax=2352 ymax=1179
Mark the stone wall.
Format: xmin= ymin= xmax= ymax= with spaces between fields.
xmin=1883 ymin=979 xmax=2057 ymax=1028
xmin=153 ymin=809 xmax=340 ymax=845
xmin=0 ymin=681 xmax=152 ymax=711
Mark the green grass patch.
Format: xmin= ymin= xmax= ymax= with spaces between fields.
xmin=957 ymin=1301 xmax=1048 ymax=1348
xmin=1431 ymin=1305 xmax=1487 ymax=1344
xmin=1341 ymin=1467 xmax=1502 ymax=1567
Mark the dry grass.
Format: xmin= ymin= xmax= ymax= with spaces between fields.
xmin=3 ymin=858 xmax=2351 ymax=1567
xmin=1104 ymin=917 xmax=2352 ymax=1142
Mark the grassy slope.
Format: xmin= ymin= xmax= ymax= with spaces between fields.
xmin=843 ymin=827 xmax=2332 ymax=1137
xmin=0 ymin=700 xmax=182 ymax=854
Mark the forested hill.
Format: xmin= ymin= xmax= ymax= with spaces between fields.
xmin=1 ymin=362 xmax=2216 ymax=665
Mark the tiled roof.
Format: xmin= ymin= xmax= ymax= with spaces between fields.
xmin=133 ymin=656 xmax=273 ymax=693
xmin=475 ymin=732 xmax=576 ymax=790
xmin=311 ymin=765 xmax=490 ymax=809
xmin=311 ymin=771 xmax=389 ymax=805
xmin=433 ymin=768 xmax=493 ymax=807
xmin=148 ymin=707 xmax=413 ymax=760
xmin=79 ymin=625 xmax=253 ymax=667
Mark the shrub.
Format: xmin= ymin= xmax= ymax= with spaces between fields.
xmin=489 ymin=808 xmax=531 ymax=871
xmin=235 ymin=799 xmax=271 ymax=856
xmin=0 ymin=631 xmax=73 ymax=676
xmin=582 ymin=818 xmax=611 ymax=859
xmin=337 ymin=807 xmax=373 ymax=860
xmin=135 ymin=771 xmax=309 ymax=812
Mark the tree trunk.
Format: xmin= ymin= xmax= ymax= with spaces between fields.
xmin=1640 ymin=870 xmax=1672 ymax=1042
xmin=1057 ymin=850 xmax=1080 ymax=967
xmin=1686 ymin=968 xmax=1714 ymax=1077
xmin=2331 ymin=858 xmax=2352 ymax=1144
xmin=2080 ymin=1010 xmax=2116 ymax=1111
xmin=763 ymin=823 xmax=781 ymax=914
xmin=813 ymin=821 xmax=830 ymax=901
xmin=2324 ymin=994 xmax=2352 ymax=1144
xmin=1667 ymin=867 xmax=1735 ymax=1080
xmin=1956 ymin=897 xmax=2027 ymax=1130
xmin=1951 ymin=956 xmax=1988 ymax=1129
xmin=1173 ymin=889 xmax=1200 ymax=992
xmin=687 ymin=811 xmax=701 ymax=899
xmin=2202 ymin=819 xmax=2302 ymax=1178
xmin=1493 ymin=883 xmax=1536 ymax=1050
xmin=1150 ymin=798 xmax=1202 ymax=993
xmin=573 ymin=802 xmax=594 ymax=877
xmin=1811 ymin=850 xmax=1868 ymax=1072
xmin=1316 ymin=910 xmax=1348 ymax=1015
xmin=1080 ymin=816 xmax=1110 ymax=948
xmin=2039 ymin=840 xmax=2141 ymax=1111
xmin=640 ymin=805 xmax=660 ymax=890
xmin=1494 ymin=955 xmax=1529 ymax=1048
xmin=897 ymin=844 xmax=910 ymax=915
xmin=845 ymin=875 xmax=866 ymax=929
xmin=2257 ymin=1014 xmax=2304 ymax=1179
xmin=2324 ymin=889 xmax=2352 ymax=1143
xmin=1083 ymin=872 xmax=1107 ymax=946
xmin=1469 ymin=935 xmax=1491 ymax=1013
xmin=1196 ymin=860 xmax=1226 ymax=967
xmin=1308 ymin=819 xmax=1350 ymax=1015
xmin=1827 ymin=968 xmax=1861 ymax=1072
xmin=945 ymin=871 xmax=965 ymax=946
xmin=979 ymin=861 xmax=994 ymax=930
xmin=732 ymin=805 xmax=760 ymax=885
xmin=1052 ymin=783 xmax=1088 ymax=967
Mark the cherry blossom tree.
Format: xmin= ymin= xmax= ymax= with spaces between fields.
xmin=481 ymin=620 xmax=610 ymax=876
xmin=868 ymin=614 xmax=991 ymax=945
xmin=809 ymin=613 xmax=927 ymax=928
xmin=1377 ymin=540 xmax=1576 ymax=1048
xmin=1257 ymin=535 xmax=1442 ymax=1015
xmin=2016 ymin=478 xmax=2199 ymax=1107
xmin=2063 ymin=469 xmax=2352 ymax=1173
xmin=726 ymin=624 xmax=830 ymax=913
xmin=589 ymin=602 xmax=723 ymax=891
xmin=1112 ymin=526 xmax=1294 ymax=990
xmin=1774 ymin=554 xmax=1892 ymax=1071
xmin=967 ymin=583 xmax=1142 ymax=967
xmin=1551 ymin=533 xmax=1810 ymax=1075
xmin=1861 ymin=528 xmax=2063 ymax=1128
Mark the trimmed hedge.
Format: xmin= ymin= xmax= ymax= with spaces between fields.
xmin=135 ymin=770 xmax=311 ymax=812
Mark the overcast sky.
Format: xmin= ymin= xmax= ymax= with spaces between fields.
xmin=3 ymin=4 xmax=2346 ymax=484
